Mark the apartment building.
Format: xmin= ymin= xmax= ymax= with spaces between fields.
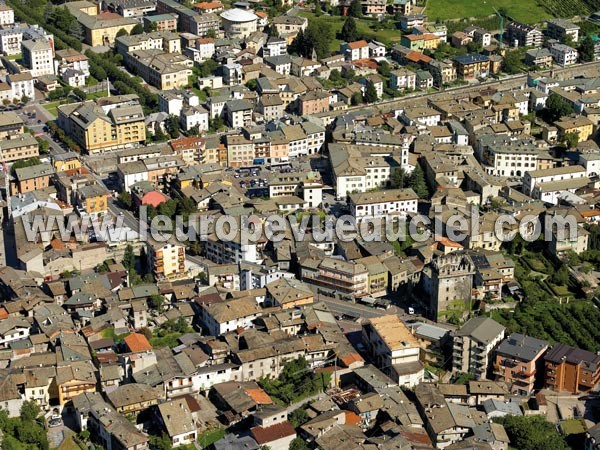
xmin=550 ymin=43 xmax=578 ymax=67
xmin=362 ymin=315 xmax=424 ymax=387
xmin=341 ymin=40 xmax=370 ymax=61
xmin=124 ymin=49 xmax=193 ymax=89
xmin=12 ymin=163 xmax=53 ymax=195
xmin=55 ymin=49 xmax=90 ymax=87
xmin=22 ymin=38 xmax=54 ymax=77
xmin=199 ymin=297 xmax=262 ymax=335
xmin=389 ymin=68 xmax=416 ymax=91
xmin=546 ymin=19 xmax=580 ymax=43
xmin=0 ymin=132 xmax=39 ymax=163
xmin=494 ymin=333 xmax=548 ymax=396
xmin=116 ymin=30 xmax=181 ymax=55
xmin=545 ymin=343 xmax=600 ymax=394
xmin=302 ymin=257 xmax=369 ymax=300
xmin=453 ymin=54 xmax=490 ymax=79
xmin=507 ymin=21 xmax=543 ymax=47
xmin=226 ymin=99 xmax=253 ymax=128
xmin=0 ymin=5 xmax=14 ymax=26
xmin=400 ymin=33 xmax=440 ymax=51
xmin=476 ymin=135 xmax=548 ymax=177
xmin=143 ymin=13 xmax=178 ymax=31
xmin=57 ymin=96 xmax=146 ymax=154
xmin=147 ymin=240 xmax=186 ymax=280
xmin=452 ymin=317 xmax=506 ymax=379
xmin=349 ymin=188 xmax=419 ymax=221
xmin=271 ymin=15 xmax=307 ymax=37
xmin=226 ymin=134 xmax=254 ymax=167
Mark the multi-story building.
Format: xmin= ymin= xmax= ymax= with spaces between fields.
xmin=544 ymin=343 xmax=600 ymax=394
xmin=0 ymin=132 xmax=39 ymax=163
xmin=57 ymin=96 xmax=146 ymax=154
xmin=476 ymin=135 xmax=547 ymax=177
xmin=452 ymin=317 xmax=506 ymax=379
xmin=362 ymin=314 xmax=424 ymax=387
xmin=106 ymin=0 xmax=157 ymax=17
xmin=55 ymin=49 xmax=90 ymax=87
xmin=76 ymin=12 xmax=138 ymax=46
xmin=302 ymin=257 xmax=369 ymax=299
xmin=21 ymin=39 xmax=54 ymax=77
xmin=361 ymin=0 xmax=385 ymax=16
xmin=389 ymin=68 xmax=416 ymax=91
xmin=554 ymin=116 xmax=594 ymax=141
xmin=550 ymin=43 xmax=578 ymax=67
xmin=225 ymin=99 xmax=253 ymax=128
xmin=116 ymin=30 xmax=181 ymax=55
xmin=124 ymin=49 xmax=192 ymax=89
xmin=523 ymin=165 xmax=587 ymax=196
xmin=225 ymin=134 xmax=254 ymax=167
xmin=341 ymin=40 xmax=370 ymax=61
xmin=429 ymin=253 xmax=474 ymax=322
xmin=507 ymin=21 xmax=543 ymax=47
xmin=147 ymin=240 xmax=186 ymax=280
xmin=271 ymin=15 xmax=307 ymax=37
xmin=0 ymin=5 xmax=14 ymax=26
xmin=546 ymin=19 xmax=580 ymax=43
xmin=143 ymin=13 xmax=178 ymax=31
xmin=400 ymin=33 xmax=440 ymax=51
xmin=453 ymin=53 xmax=490 ymax=79
xmin=349 ymin=188 xmax=419 ymax=221
xmin=494 ymin=333 xmax=548 ymax=395
xmin=0 ymin=111 xmax=24 ymax=138
xmin=12 ymin=163 xmax=53 ymax=195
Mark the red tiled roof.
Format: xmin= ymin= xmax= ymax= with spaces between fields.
xmin=250 ymin=421 xmax=296 ymax=444
xmin=244 ymin=387 xmax=273 ymax=405
xmin=347 ymin=40 xmax=368 ymax=49
xmin=193 ymin=1 xmax=222 ymax=9
xmin=141 ymin=191 xmax=168 ymax=208
xmin=0 ymin=307 xmax=8 ymax=320
xmin=124 ymin=333 xmax=153 ymax=353
xmin=344 ymin=411 xmax=361 ymax=425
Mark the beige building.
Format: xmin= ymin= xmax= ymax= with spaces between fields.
xmin=124 ymin=49 xmax=193 ymax=89
xmin=147 ymin=240 xmax=186 ymax=280
xmin=57 ymin=95 xmax=145 ymax=154
xmin=76 ymin=10 xmax=138 ymax=46
xmin=0 ymin=132 xmax=39 ymax=163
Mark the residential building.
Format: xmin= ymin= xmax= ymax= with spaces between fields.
xmin=57 ymin=96 xmax=146 ymax=154
xmin=349 ymin=188 xmax=419 ymax=221
xmin=400 ymin=33 xmax=440 ymax=51
xmin=146 ymin=240 xmax=186 ymax=280
xmin=75 ymin=12 xmax=138 ymax=46
xmin=143 ymin=13 xmax=178 ymax=31
xmin=554 ymin=116 xmax=594 ymax=141
xmin=271 ymin=15 xmax=307 ymax=37
xmin=0 ymin=132 xmax=39 ymax=163
xmin=453 ymin=54 xmax=490 ymax=79
xmin=549 ymin=43 xmax=578 ymax=67
xmin=199 ymin=297 xmax=262 ymax=335
xmin=389 ymin=68 xmax=416 ymax=91
xmin=525 ymin=48 xmax=553 ymax=68
xmin=362 ymin=314 xmax=424 ymax=386
xmin=546 ymin=18 xmax=580 ymax=43
xmin=0 ymin=5 xmax=14 ymax=26
xmin=507 ymin=21 xmax=543 ymax=47
xmin=341 ymin=40 xmax=370 ymax=61
xmin=124 ymin=49 xmax=193 ymax=89
xmin=157 ymin=399 xmax=197 ymax=447
xmin=523 ymin=165 xmax=587 ymax=197
xmin=545 ymin=343 xmax=600 ymax=393
xmin=452 ymin=317 xmax=506 ymax=379
xmin=22 ymin=38 xmax=54 ymax=77
xmin=494 ymin=333 xmax=548 ymax=396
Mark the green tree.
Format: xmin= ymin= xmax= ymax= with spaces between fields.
xmin=149 ymin=433 xmax=172 ymax=450
xmin=118 ymin=191 xmax=132 ymax=209
xmin=20 ymin=401 xmax=41 ymax=422
xmin=552 ymin=264 xmax=569 ymax=285
xmin=340 ymin=16 xmax=359 ymax=42
xmin=197 ymin=59 xmax=218 ymax=77
xmin=351 ymin=91 xmax=362 ymax=105
xmin=11 ymin=156 xmax=41 ymax=175
xmin=36 ymin=137 xmax=49 ymax=153
xmin=116 ymin=28 xmax=129 ymax=38
xmin=314 ymin=0 xmax=322 ymax=16
xmin=131 ymin=23 xmax=144 ymax=35
xmin=497 ymin=415 xmax=569 ymax=450
xmin=545 ymin=93 xmax=575 ymax=122
xmin=69 ymin=19 xmax=84 ymax=41
xmin=149 ymin=294 xmax=165 ymax=311
xmin=144 ymin=20 xmax=158 ymax=32
xmin=166 ymin=115 xmax=180 ymax=138
xmin=408 ymin=165 xmax=428 ymax=198
xmin=579 ymin=35 xmax=595 ymax=62
xmin=289 ymin=437 xmax=308 ymax=450
xmin=289 ymin=408 xmax=309 ymax=428
xmin=561 ymin=131 xmax=579 ymax=148
xmin=123 ymin=244 xmax=135 ymax=273
xmin=73 ymin=88 xmax=87 ymax=100
xmin=502 ymin=50 xmax=523 ymax=75
xmin=364 ymin=80 xmax=378 ymax=103
xmin=304 ymin=20 xmax=333 ymax=59
xmin=348 ymin=0 xmax=362 ymax=17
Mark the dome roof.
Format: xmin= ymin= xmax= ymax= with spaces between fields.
xmin=220 ymin=8 xmax=258 ymax=22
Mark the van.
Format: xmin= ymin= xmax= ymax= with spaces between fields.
xmin=408 ymin=307 xmax=415 ymax=315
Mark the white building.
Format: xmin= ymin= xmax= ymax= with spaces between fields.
xmin=0 ymin=318 xmax=30 ymax=348
xmin=523 ymin=165 xmax=586 ymax=196
xmin=341 ymin=40 xmax=370 ymax=61
xmin=158 ymin=90 xmax=200 ymax=115
xmin=220 ymin=8 xmax=258 ymax=38
xmin=362 ymin=315 xmax=424 ymax=387
xmin=180 ymin=105 xmax=209 ymax=132
xmin=550 ymin=43 xmax=578 ymax=67
xmin=6 ymin=73 xmax=35 ymax=100
xmin=157 ymin=399 xmax=197 ymax=448
xmin=0 ymin=5 xmax=14 ymax=26
xmin=22 ymin=39 xmax=54 ymax=77
xmin=199 ymin=297 xmax=262 ymax=336
xmin=349 ymin=188 xmax=419 ymax=221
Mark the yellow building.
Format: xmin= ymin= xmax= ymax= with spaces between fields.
xmin=55 ymin=361 xmax=97 ymax=407
xmin=400 ymin=33 xmax=440 ymax=51
xmin=147 ymin=240 xmax=186 ymax=280
xmin=52 ymin=152 xmax=82 ymax=172
xmin=77 ymin=11 xmax=138 ymax=47
xmin=57 ymin=96 xmax=146 ymax=154
xmin=555 ymin=116 xmax=594 ymax=142
xmin=357 ymin=256 xmax=389 ymax=297
xmin=76 ymin=183 xmax=109 ymax=215
xmin=107 ymin=384 xmax=162 ymax=415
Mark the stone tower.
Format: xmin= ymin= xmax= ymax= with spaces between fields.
xmin=430 ymin=253 xmax=475 ymax=322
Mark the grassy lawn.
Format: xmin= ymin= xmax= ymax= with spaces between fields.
xmin=298 ymin=12 xmax=401 ymax=51
xmin=560 ymin=419 xmax=586 ymax=435
xmin=425 ymin=0 xmax=550 ymax=23
xmin=197 ymin=429 xmax=226 ymax=448
xmin=5 ymin=53 xmax=21 ymax=60
xmin=43 ymin=100 xmax=63 ymax=117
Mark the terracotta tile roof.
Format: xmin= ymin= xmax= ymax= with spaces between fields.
xmin=250 ymin=421 xmax=296 ymax=444
xmin=0 ymin=307 xmax=8 ymax=320
xmin=344 ymin=411 xmax=361 ymax=425
xmin=244 ymin=387 xmax=273 ymax=405
xmin=347 ymin=40 xmax=368 ymax=49
xmin=124 ymin=333 xmax=153 ymax=353
xmin=340 ymin=353 xmax=364 ymax=367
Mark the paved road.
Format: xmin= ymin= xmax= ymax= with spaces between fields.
xmin=319 ymin=296 xmax=399 ymax=319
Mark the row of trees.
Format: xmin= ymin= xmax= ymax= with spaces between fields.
xmin=47 ymin=121 xmax=81 ymax=153
xmin=85 ymin=50 xmax=158 ymax=113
